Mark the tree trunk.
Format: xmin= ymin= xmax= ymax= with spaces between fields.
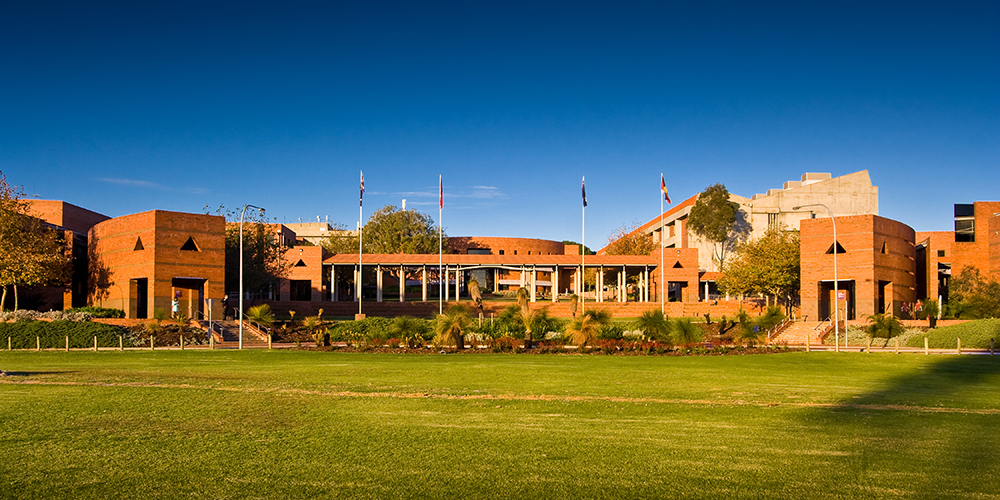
xmin=524 ymin=329 xmax=532 ymax=350
xmin=13 ymin=284 xmax=18 ymax=311
xmin=0 ymin=285 xmax=6 ymax=312
xmin=454 ymin=332 xmax=464 ymax=350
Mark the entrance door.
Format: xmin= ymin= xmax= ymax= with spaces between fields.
xmin=130 ymin=278 xmax=148 ymax=319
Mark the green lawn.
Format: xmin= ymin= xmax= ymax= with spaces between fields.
xmin=1 ymin=350 xmax=998 ymax=499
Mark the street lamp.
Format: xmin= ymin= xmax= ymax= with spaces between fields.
xmin=239 ymin=204 xmax=265 ymax=350
xmin=793 ymin=203 xmax=840 ymax=352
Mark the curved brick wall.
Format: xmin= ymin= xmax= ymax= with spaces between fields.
xmin=449 ymin=236 xmax=565 ymax=256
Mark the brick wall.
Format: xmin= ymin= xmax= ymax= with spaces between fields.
xmin=26 ymin=200 xmax=109 ymax=234
xmin=801 ymin=215 xmax=915 ymax=322
xmin=449 ymin=236 xmax=565 ymax=256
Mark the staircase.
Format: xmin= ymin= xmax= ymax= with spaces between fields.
xmin=772 ymin=321 xmax=825 ymax=345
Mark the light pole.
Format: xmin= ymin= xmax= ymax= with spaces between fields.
xmin=239 ymin=204 xmax=265 ymax=350
xmin=793 ymin=203 xmax=839 ymax=352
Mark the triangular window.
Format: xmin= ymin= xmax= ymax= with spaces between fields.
xmin=880 ymin=241 xmax=888 ymax=254
xmin=826 ymin=242 xmax=846 ymax=254
xmin=134 ymin=237 xmax=144 ymax=251
xmin=294 ymin=259 xmax=307 ymax=267
xmin=180 ymin=237 xmax=200 ymax=251
xmin=673 ymin=262 xmax=683 ymax=268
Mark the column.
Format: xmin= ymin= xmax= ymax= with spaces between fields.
xmin=494 ymin=269 xmax=499 ymax=293
xmin=597 ymin=266 xmax=603 ymax=302
xmin=618 ymin=269 xmax=624 ymax=303
xmin=552 ymin=265 xmax=558 ymax=302
xmin=530 ymin=267 xmax=537 ymax=302
xmin=421 ymin=266 xmax=427 ymax=302
xmin=444 ymin=267 xmax=449 ymax=302
xmin=376 ymin=265 xmax=383 ymax=302
xmin=355 ymin=265 xmax=361 ymax=302
xmin=455 ymin=268 xmax=461 ymax=300
xmin=520 ymin=267 xmax=526 ymax=289
xmin=400 ymin=265 xmax=405 ymax=303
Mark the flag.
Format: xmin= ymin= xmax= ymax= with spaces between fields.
xmin=439 ymin=175 xmax=443 ymax=209
xmin=582 ymin=177 xmax=587 ymax=207
xmin=360 ymin=171 xmax=365 ymax=207
xmin=661 ymin=174 xmax=671 ymax=204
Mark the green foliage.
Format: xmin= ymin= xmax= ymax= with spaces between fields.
xmin=64 ymin=306 xmax=125 ymax=318
xmin=905 ymin=319 xmax=1000 ymax=349
xmin=389 ymin=316 xmax=431 ymax=347
xmin=634 ymin=309 xmax=669 ymax=341
xmin=718 ymin=226 xmax=800 ymax=304
xmin=732 ymin=306 xmax=785 ymax=346
xmin=209 ymin=205 xmax=290 ymax=297
xmin=669 ymin=318 xmax=704 ymax=347
xmin=0 ymin=320 xmax=129 ymax=348
xmin=686 ymin=183 xmax=750 ymax=268
xmin=246 ymin=304 xmax=275 ymax=327
xmin=435 ymin=305 xmax=473 ymax=349
xmin=328 ymin=317 xmax=396 ymax=342
xmin=865 ymin=314 xmax=905 ymax=344
xmin=567 ymin=309 xmax=612 ymax=347
xmin=568 ymin=294 xmax=579 ymax=317
xmin=324 ymin=205 xmax=445 ymax=255
xmin=948 ymin=267 xmax=1000 ymax=319
xmin=0 ymin=171 xmax=70 ymax=311
xmin=602 ymin=221 xmax=657 ymax=256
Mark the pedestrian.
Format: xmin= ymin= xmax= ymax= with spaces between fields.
xmin=171 ymin=297 xmax=180 ymax=318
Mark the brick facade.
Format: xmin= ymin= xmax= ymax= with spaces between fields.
xmin=800 ymin=215 xmax=915 ymax=322
xmin=448 ymin=236 xmax=566 ymax=256
xmin=89 ymin=210 xmax=225 ymax=320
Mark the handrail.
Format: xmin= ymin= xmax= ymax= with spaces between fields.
xmin=239 ymin=311 xmax=271 ymax=340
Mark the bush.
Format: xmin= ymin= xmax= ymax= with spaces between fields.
xmin=0 ymin=320 xmax=130 ymax=349
xmin=905 ymin=319 xmax=1000 ymax=349
xmin=64 ymin=307 xmax=125 ymax=318
xmin=329 ymin=317 xmax=398 ymax=343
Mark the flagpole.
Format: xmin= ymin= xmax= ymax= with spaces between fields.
xmin=581 ymin=176 xmax=586 ymax=315
xmin=660 ymin=173 xmax=665 ymax=315
xmin=358 ymin=171 xmax=363 ymax=318
xmin=439 ymin=174 xmax=443 ymax=315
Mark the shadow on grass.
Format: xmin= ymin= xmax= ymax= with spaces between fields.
xmin=0 ymin=370 xmax=78 ymax=377
xmin=802 ymin=356 xmax=1000 ymax=496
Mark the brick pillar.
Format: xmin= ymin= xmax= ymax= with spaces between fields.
xmin=376 ymin=265 xmax=383 ymax=303
xmin=552 ymin=265 xmax=559 ymax=302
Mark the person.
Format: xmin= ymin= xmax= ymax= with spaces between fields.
xmin=222 ymin=294 xmax=230 ymax=320
xmin=171 ymin=297 xmax=179 ymax=318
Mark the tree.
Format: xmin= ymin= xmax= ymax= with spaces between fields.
xmin=687 ymin=184 xmax=750 ymax=269
xmin=568 ymin=294 xmax=579 ymax=317
xmin=566 ymin=309 xmax=612 ymax=347
xmin=323 ymin=205 xmax=446 ymax=255
xmin=206 ymin=206 xmax=290 ymax=297
xmin=634 ymin=309 xmax=669 ymax=341
xmin=668 ymin=319 xmax=704 ymax=348
xmin=0 ymin=171 xmax=70 ymax=311
xmin=948 ymin=266 xmax=1000 ymax=319
xmin=717 ymin=226 xmax=800 ymax=311
xmin=865 ymin=314 xmax=904 ymax=347
xmin=435 ymin=305 xmax=472 ymax=350
xmin=468 ymin=278 xmax=484 ymax=320
xmin=602 ymin=222 xmax=657 ymax=256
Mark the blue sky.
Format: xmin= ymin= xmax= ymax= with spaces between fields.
xmin=2 ymin=1 xmax=997 ymax=246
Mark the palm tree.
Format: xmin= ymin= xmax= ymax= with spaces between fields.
xmin=865 ymin=313 xmax=904 ymax=347
xmin=390 ymin=316 xmax=428 ymax=347
xmin=568 ymin=294 xmax=579 ymax=317
xmin=468 ymin=278 xmax=484 ymax=322
xmin=436 ymin=305 xmax=472 ymax=350
xmin=246 ymin=304 xmax=275 ymax=328
xmin=516 ymin=286 xmax=529 ymax=313
xmin=517 ymin=307 xmax=539 ymax=349
xmin=669 ymin=318 xmax=704 ymax=348
xmin=567 ymin=309 xmax=612 ymax=348
xmin=635 ymin=309 xmax=669 ymax=342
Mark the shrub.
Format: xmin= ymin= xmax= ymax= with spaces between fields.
xmin=64 ymin=307 xmax=125 ymax=318
xmin=329 ymin=317 xmax=395 ymax=341
xmin=0 ymin=320 xmax=130 ymax=349
xmin=905 ymin=319 xmax=1000 ymax=349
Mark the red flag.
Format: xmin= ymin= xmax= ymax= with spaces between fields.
xmin=661 ymin=174 xmax=671 ymax=204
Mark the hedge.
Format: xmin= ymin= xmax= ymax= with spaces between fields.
xmin=0 ymin=320 xmax=131 ymax=349
xmin=905 ymin=319 xmax=1000 ymax=349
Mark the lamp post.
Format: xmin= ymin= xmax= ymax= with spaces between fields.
xmin=793 ymin=203 xmax=839 ymax=352
xmin=239 ymin=204 xmax=265 ymax=350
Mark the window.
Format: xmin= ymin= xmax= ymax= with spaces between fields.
xmin=826 ymin=242 xmax=846 ymax=254
xmin=468 ymin=248 xmax=490 ymax=255
xmin=498 ymin=250 xmax=505 ymax=255
xmin=937 ymin=250 xmax=946 ymax=258
xmin=134 ymin=237 xmax=144 ymax=251
xmin=768 ymin=213 xmax=778 ymax=228
xmin=294 ymin=260 xmax=307 ymax=267
xmin=180 ymin=237 xmax=199 ymax=251
xmin=955 ymin=218 xmax=975 ymax=242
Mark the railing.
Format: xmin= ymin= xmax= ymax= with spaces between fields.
xmin=767 ymin=318 xmax=794 ymax=344
xmin=194 ymin=310 xmax=225 ymax=344
xmin=239 ymin=312 xmax=271 ymax=341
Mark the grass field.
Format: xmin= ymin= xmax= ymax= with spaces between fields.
xmin=1 ymin=350 xmax=998 ymax=499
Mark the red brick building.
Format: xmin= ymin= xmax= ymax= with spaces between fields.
xmin=800 ymin=214 xmax=916 ymax=321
